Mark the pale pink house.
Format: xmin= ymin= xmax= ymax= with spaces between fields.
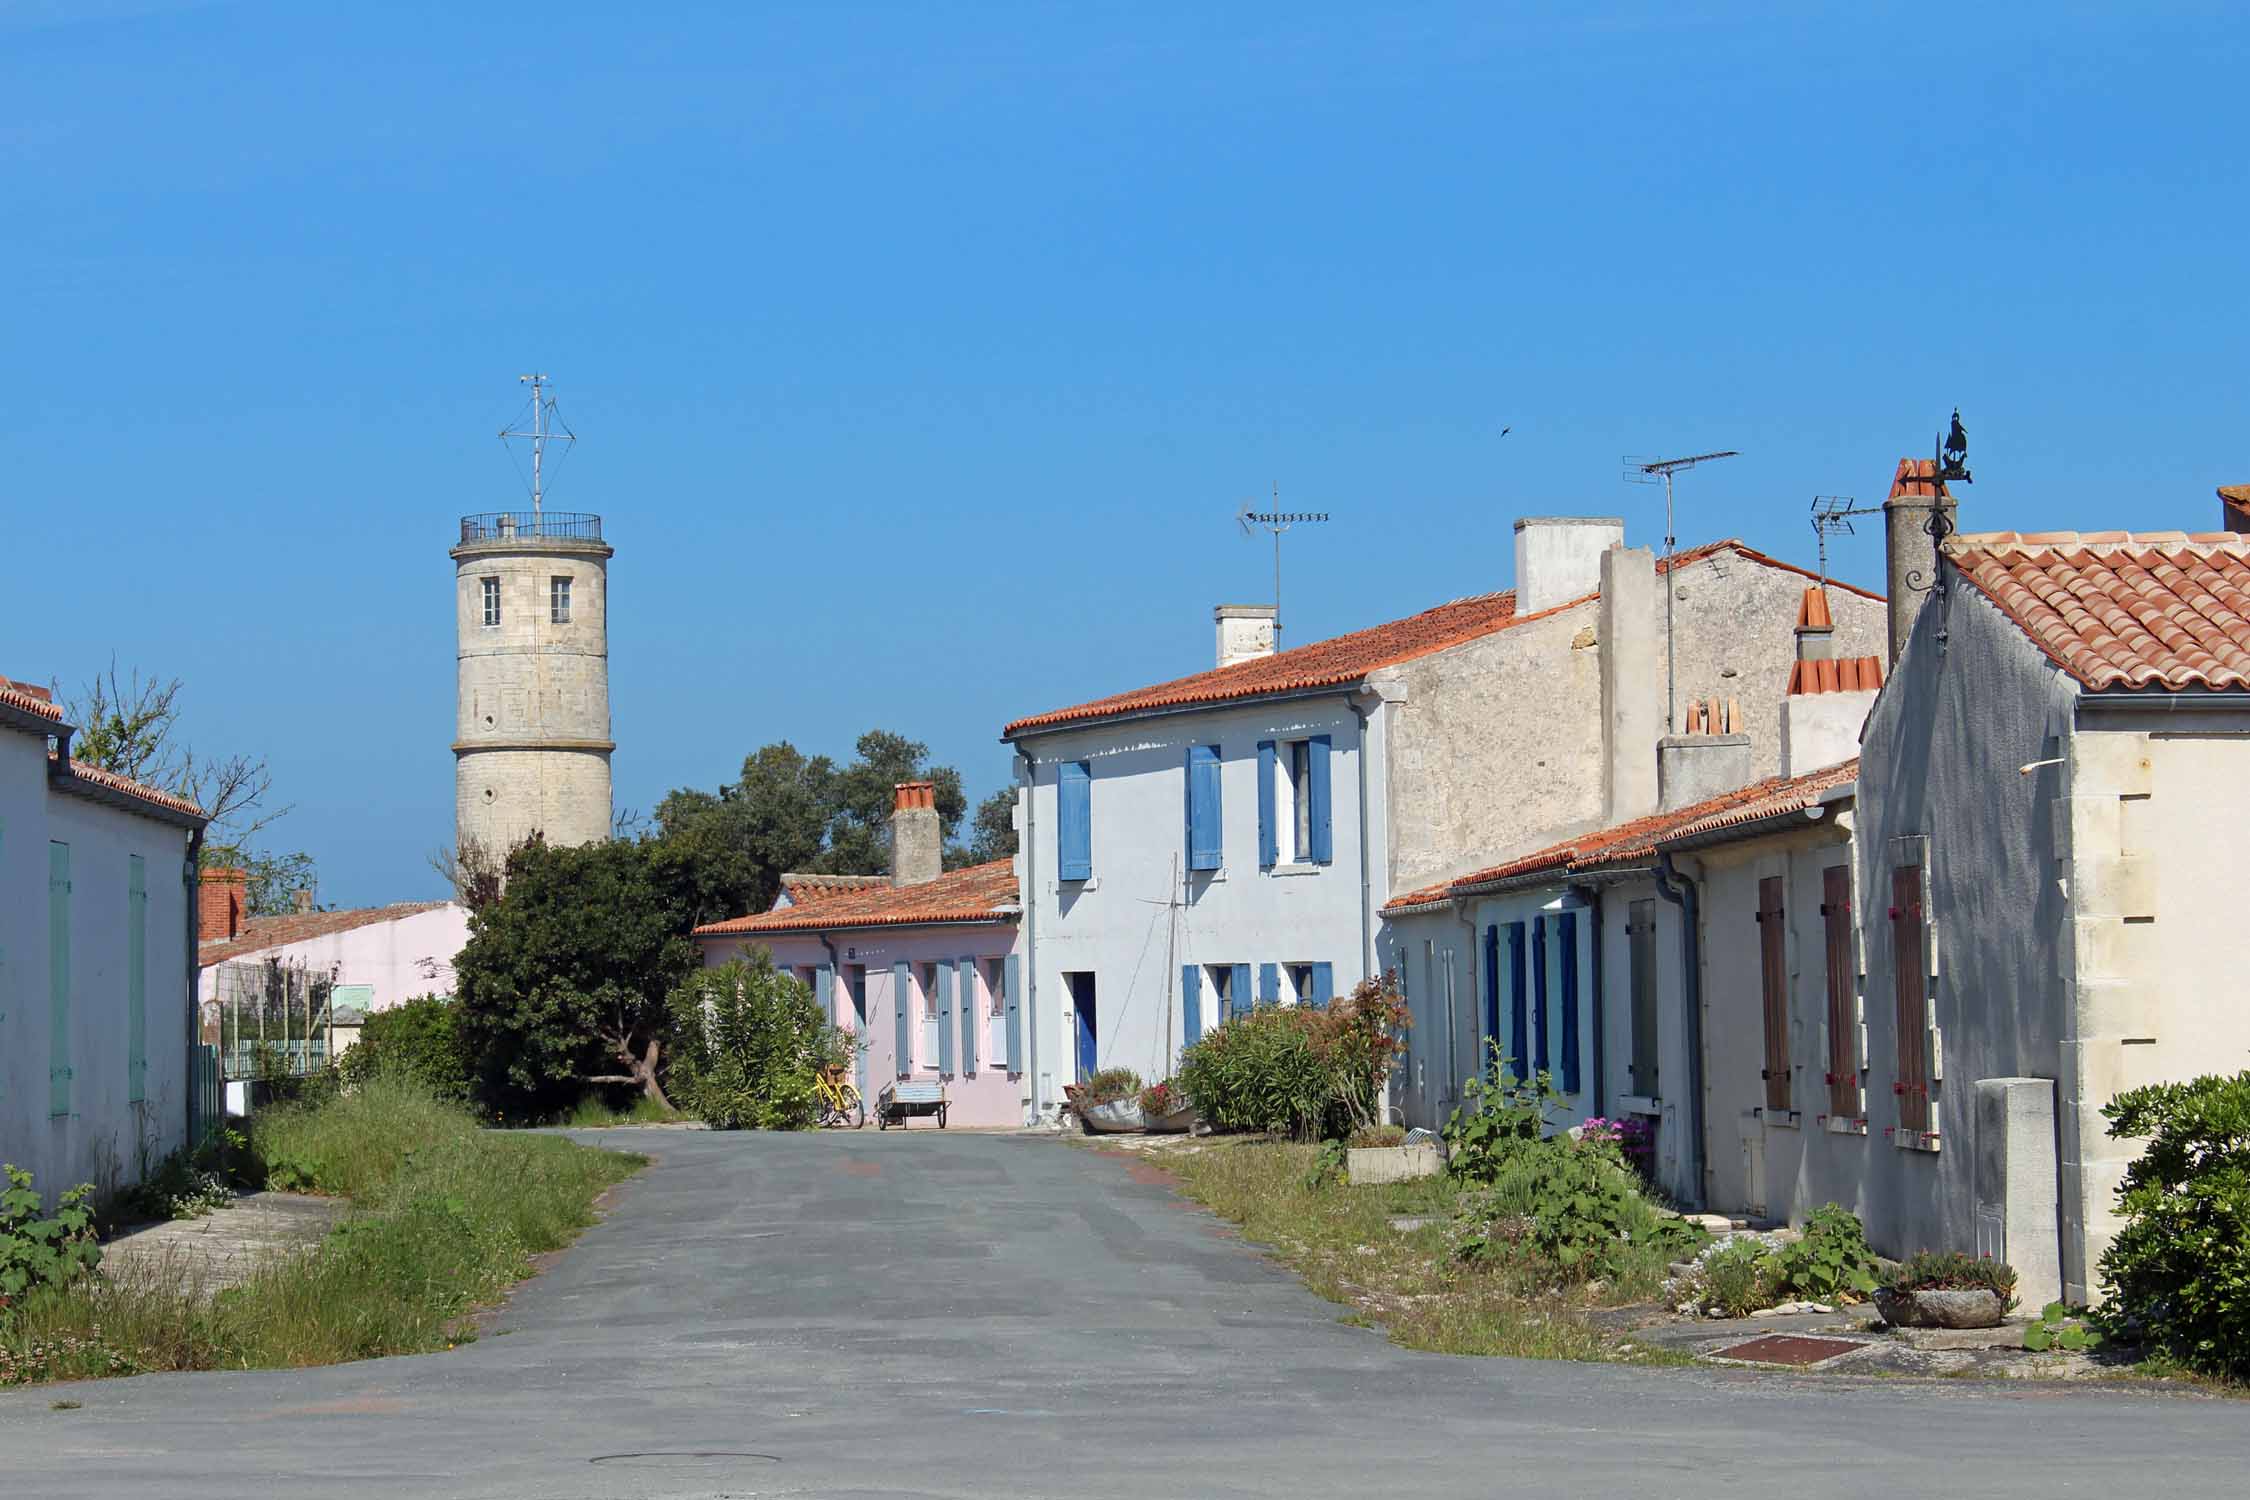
xmin=691 ymin=784 xmax=1026 ymax=1128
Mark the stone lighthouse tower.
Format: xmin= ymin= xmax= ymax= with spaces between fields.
xmin=451 ymin=376 xmax=614 ymax=856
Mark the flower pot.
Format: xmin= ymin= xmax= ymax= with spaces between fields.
xmin=1874 ymin=1286 xmax=2006 ymax=1329
xmin=1346 ymin=1141 xmax=1443 ymax=1186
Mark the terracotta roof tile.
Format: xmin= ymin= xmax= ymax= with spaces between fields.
xmin=0 ymin=675 xmax=62 ymax=722
xmin=199 ymin=900 xmax=453 ymax=966
xmin=1006 ymin=541 xmax=1880 ymax=736
xmin=1795 ymin=585 xmax=1834 ymax=632
xmin=1889 ymin=458 xmax=1957 ymax=500
xmin=778 ymin=873 xmax=890 ymax=906
xmin=1947 ymin=532 xmax=2250 ymax=692
xmin=1786 ymin=655 xmax=1884 ymax=696
xmin=1383 ymin=761 xmax=1858 ymax=912
xmin=50 ymin=754 xmax=206 ymax=820
xmin=695 ymin=860 xmax=1019 ymax=938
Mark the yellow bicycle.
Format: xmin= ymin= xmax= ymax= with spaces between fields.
xmin=815 ymin=1069 xmax=866 ymax=1130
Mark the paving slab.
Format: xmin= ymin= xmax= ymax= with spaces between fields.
xmin=99 ymin=1193 xmax=346 ymax=1294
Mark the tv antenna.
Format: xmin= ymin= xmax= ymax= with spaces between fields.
xmin=499 ymin=373 xmax=576 ymax=525
xmin=1236 ymin=485 xmax=1329 ymax=647
xmin=1810 ymin=495 xmax=1882 ymax=590
xmin=1625 ymin=449 xmax=1738 ymax=733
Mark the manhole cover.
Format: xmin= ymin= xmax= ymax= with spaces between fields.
xmin=1711 ymin=1334 xmax=1866 ymax=1367
xmin=587 ymin=1451 xmax=783 ymax=1469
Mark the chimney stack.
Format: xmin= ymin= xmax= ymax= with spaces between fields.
xmin=1883 ymin=459 xmax=1956 ymax=665
xmin=2219 ymin=485 xmax=2250 ymax=535
xmin=1598 ymin=544 xmax=1662 ymax=824
xmin=199 ymin=867 xmax=247 ymax=943
xmin=1514 ymin=517 xmax=1625 ymax=615
xmin=1658 ymin=699 xmax=1752 ymax=811
xmin=1214 ymin=605 xmax=1278 ymax=669
xmin=1782 ymin=586 xmax=1883 ymax=776
xmin=890 ymin=782 xmax=943 ymax=887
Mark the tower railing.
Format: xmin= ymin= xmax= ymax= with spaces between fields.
xmin=458 ymin=511 xmax=604 ymax=544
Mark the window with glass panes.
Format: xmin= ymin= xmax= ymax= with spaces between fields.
xmin=480 ymin=576 xmax=501 ymax=627
xmin=549 ymin=575 xmax=572 ymax=624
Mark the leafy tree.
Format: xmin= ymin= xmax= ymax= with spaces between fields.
xmin=653 ymin=729 xmax=978 ymax=921
xmin=453 ymin=835 xmax=695 ymax=1117
xmin=964 ymin=787 xmax=1018 ymax=865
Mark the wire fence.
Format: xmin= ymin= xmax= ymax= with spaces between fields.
xmin=201 ymin=956 xmax=336 ymax=1082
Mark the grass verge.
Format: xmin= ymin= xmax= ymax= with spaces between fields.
xmin=555 ymin=1092 xmax=685 ymax=1129
xmin=1132 ymin=1136 xmax=1685 ymax=1364
xmin=1 ymin=1081 xmax=643 ymax=1386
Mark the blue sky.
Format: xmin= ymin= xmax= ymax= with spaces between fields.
xmin=6 ymin=2 xmax=2245 ymax=907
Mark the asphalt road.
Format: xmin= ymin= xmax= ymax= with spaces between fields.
xmin=5 ymin=1128 xmax=2244 ymax=1499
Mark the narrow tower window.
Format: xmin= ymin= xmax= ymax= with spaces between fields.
xmin=480 ymin=576 xmax=501 ymax=627
xmin=550 ymin=575 xmax=573 ymax=624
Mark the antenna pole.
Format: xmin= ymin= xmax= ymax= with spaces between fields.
xmin=1237 ymin=488 xmax=1330 ymax=648
xmin=499 ymin=372 xmax=575 ymax=529
xmin=1624 ymin=449 xmax=1740 ymax=734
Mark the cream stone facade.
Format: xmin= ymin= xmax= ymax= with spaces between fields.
xmin=451 ymin=514 xmax=615 ymax=853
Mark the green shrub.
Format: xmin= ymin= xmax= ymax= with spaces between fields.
xmin=1442 ymin=1056 xmax=1554 ymax=1186
xmin=1765 ymin=1204 xmax=1879 ymax=1303
xmin=1699 ymin=1240 xmax=1776 ymax=1317
xmin=665 ymin=956 xmax=846 ymax=1130
xmin=1080 ymin=1068 xmax=1143 ymax=1106
xmin=337 ymin=995 xmax=474 ymax=1106
xmin=2097 ymin=1070 xmax=2250 ymax=1379
xmin=1886 ymin=1249 xmax=2017 ymax=1309
xmin=0 ymin=1168 xmax=101 ymax=1302
xmin=1175 ymin=974 xmax=1410 ymax=1140
xmin=1179 ymin=1007 xmax=1332 ymax=1137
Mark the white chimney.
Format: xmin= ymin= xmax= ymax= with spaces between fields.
xmin=1215 ymin=605 xmax=1278 ymax=669
xmin=1514 ymin=517 xmax=1625 ymax=615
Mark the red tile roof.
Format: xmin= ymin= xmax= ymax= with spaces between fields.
xmin=1383 ymin=760 xmax=1859 ymax=913
xmin=1947 ymin=531 xmax=2250 ymax=692
xmin=0 ymin=675 xmax=62 ymax=722
xmin=694 ymin=860 xmax=1019 ymax=938
xmin=1005 ymin=541 xmax=1880 ymax=736
xmin=199 ymin=900 xmax=454 ymax=966
xmin=50 ymin=754 xmax=206 ymax=820
xmin=1787 ymin=655 xmax=1884 ymax=695
xmin=778 ymin=873 xmax=890 ymax=906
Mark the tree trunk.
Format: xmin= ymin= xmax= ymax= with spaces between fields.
xmin=585 ymin=1036 xmax=672 ymax=1112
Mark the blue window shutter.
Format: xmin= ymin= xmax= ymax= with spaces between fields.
xmin=1181 ymin=964 xmax=1202 ymax=1047
xmin=892 ymin=960 xmax=913 ymax=1075
xmin=958 ymin=958 xmax=979 ymax=1075
xmin=1256 ymin=741 xmax=1278 ymax=867
xmin=1481 ymin=924 xmax=1501 ymax=1076
xmin=1058 ymin=761 xmax=1092 ymax=881
xmin=1003 ymin=954 xmax=1023 ymax=1072
xmin=1186 ymin=745 xmax=1223 ymax=872
xmin=1558 ymin=911 xmax=1582 ymax=1094
xmin=1310 ymin=961 xmax=1334 ymax=1006
xmin=128 ymin=854 xmax=148 ymax=1104
xmin=1230 ymin=963 xmax=1253 ymax=1020
xmin=1307 ymin=734 xmax=1333 ymax=864
xmin=49 ymin=842 xmax=71 ymax=1118
xmin=815 ymin=963 xmax=834 ymax=1022
xmin=936 ymin=961 xmax=957 ymax=1075
xmin=1258 ymin=962 xmax=1280 ymax=1007
xmin=1531 ymin=914 xmax=1551 ymax=1076
xmin=1507 ymin=922 xmax=1529 ymax=1082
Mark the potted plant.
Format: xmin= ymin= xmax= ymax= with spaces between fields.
xmin=1874 ymin=1250 xmax=2018 ymax=1329
xmin=1137 ymin=1079 xmax=1195 ymax=1133
xmin=1345 ymin=1122 xmax=1443 ymax=1185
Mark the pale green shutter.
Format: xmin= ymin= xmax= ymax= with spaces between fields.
xmin=49 ymin=841 xmax=72 ymax=1117
xmin=128 ymin=854 xmax=148 ymax=1103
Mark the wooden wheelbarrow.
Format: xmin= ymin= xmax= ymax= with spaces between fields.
xmin=877 ymin=1079 xmax=949 ymax=1129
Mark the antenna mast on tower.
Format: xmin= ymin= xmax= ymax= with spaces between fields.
xmin=1236 ymin=485 xmax=1330 ymax=646
xmin=1624 ymin=449 xmax=1739 ymax=733
xmin=499 ymin=373 xmax=576 ymax=527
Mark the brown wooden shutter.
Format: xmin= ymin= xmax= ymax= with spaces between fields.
xmin=1821 ymin=864 xmax=1858 ymax=1118
xmin=1757 ymin=876 xmax=1790 ymax=1112
xmin=1890 ymin=863 xmax=1929 ymax=1134
xmin=1627 ymin=899 xmax=1659 ymax=1097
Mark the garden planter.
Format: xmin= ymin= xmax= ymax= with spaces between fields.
xmin=1873 ymin=1286 xmax=2007 ymax=1329
xmin=1346 ymin=1142 xmax=1442 ymax=1186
